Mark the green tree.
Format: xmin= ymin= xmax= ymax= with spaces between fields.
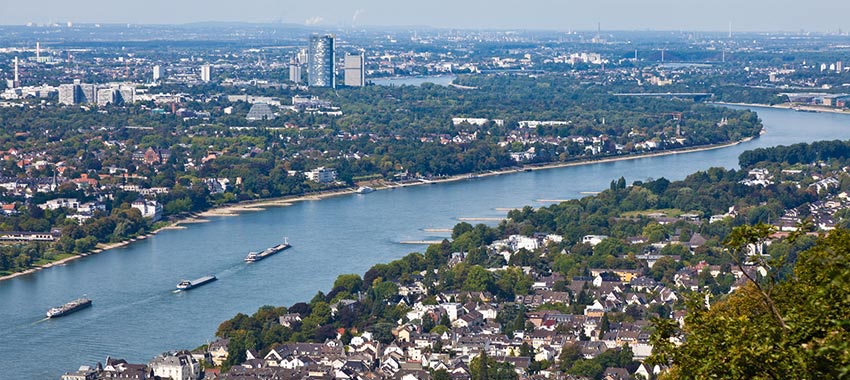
xmin=463 ymin=265 xmax=494 ymax=292
xmin=559 ymin=342 xmax=582 ymax=372
xmin=333 ymin=274 xmax=363 ymax=293
xmin=432 ymin=369 xmax=451 ymax=380
xmin=600 ymin=312 xmax=611 ymax=334
xmin=471 ymin=351 xmax=518 ymax=380
xmin=648 ymin=226 xmax=850 ymax=379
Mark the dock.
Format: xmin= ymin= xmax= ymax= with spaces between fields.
xmin=494 ymin=207 xmax=521 ymax=211
xmin=423 ymin=228 xmax=452 ymax=233
xmin=400 ymin=240 xmax=445 ymax=245
xmin=535 ymin=199 xmax=570 ymax=203
xmin=457 ymin=217 xmax=504 ymax=221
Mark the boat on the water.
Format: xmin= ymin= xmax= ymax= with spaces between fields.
xmin=356 ymin=186 xmax=374 ymax=194
xmin=46 ymin=297 xmax=92 ymax=318
xmin=176 ymin=275 xmax=217 ymax=291
xmin=245 ymin=238 xmax=291 ymax=263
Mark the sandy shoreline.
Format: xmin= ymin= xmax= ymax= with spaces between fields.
xmin=0 ymin=136 xmax=756 ymax=283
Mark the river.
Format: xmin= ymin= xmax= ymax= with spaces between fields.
xmin=1 ymin=106 xmax=849 ymax=378
xmin=369 ymin=75 xmax=457 ymax=87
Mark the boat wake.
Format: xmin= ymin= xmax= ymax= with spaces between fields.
xmin=30 ymin=317 xmax=49 ymax=326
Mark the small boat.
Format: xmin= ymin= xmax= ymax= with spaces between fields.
xmin=176 ymin=275 xmax=217 ymax=291
xmin=46 ymin=297 xmax=92 ymax=318
xmin=356 ymin=186 xmax=374 ymax=194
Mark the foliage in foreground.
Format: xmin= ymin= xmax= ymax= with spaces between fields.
xmin=650 ymin=227 xmax=850 ymax=380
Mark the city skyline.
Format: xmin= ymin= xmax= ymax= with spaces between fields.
xmin=2 ymin=0 xmax=850 ymax=33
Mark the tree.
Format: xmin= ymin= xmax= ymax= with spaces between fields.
xmin=519 ymin=342 xmax=533 ymax=358
xmin=463 ymin=265 xmax=494 ymax=292
xmin=432 ymin=369 xmax=451 ymax=380
xmin=474 ymin=351 xmax=490 ymax=380
xmin=648 ymin=227 xmax=850 ymax=379
xmin=568 ymin=359 xmax=603 ymax=379
xmin=471 ymin=351 xmax=518 ymax=380
xmin=439 ymin=313 xmax=451 ymax=328
xmin=558 ymin=342 xmax=582 ymax=372
xmin=600 ymin=312 xmax=611 ymax=334
xmin=333 ymin=274 xmax=363 ymax=294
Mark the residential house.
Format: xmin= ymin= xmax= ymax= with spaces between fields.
xmin=132 ymin=198 xmax=163 ymax=222
xmin=148 ymin=351 xmax=201 ymax=380
xmin=209 ymin=338 xmax=230 ymax=367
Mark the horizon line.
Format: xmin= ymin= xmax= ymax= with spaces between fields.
xmin=0 ymin=21 xmax=844 ymax=35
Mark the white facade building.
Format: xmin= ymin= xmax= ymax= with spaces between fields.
xmin=149 ymin=352 xmax=200 ymax=380
xmin=131 ymin=198 xmax=163 ymax=222
xmin=200 ymin=64 xmax=211 ymax=82
xmin=306 ymin=167 xmax=337 ymax=183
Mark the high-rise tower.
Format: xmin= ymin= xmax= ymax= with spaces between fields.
xmin=308 ymin=34 xmax=335 ymax=88
xmin=200 ymin=64 xmax=211 ymax=82
xmin=289 ymin=60 xmax=302 ymax=83
xmin=344 ymin=53 xmax=365 ymax=87
xmin=13 ymin=56 xmax=19 ymax=87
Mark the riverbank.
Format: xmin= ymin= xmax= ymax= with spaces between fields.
xmin=714 ymin=101 xmax=850 ymax=115
xmin=0 ymin=135 xmax=756 ymax=283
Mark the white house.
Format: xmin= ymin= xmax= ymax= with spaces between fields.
xmin=132 ymin=198 xmax=162 ymax=222
xmin=582 ymin=235 xmax=609 ymax=246
xmin=148 ymin=352 xmax=200 ymax=380
xmin=306 ymin=167 xmax=337 ymax=183
xmin=39 ymin=198 xmax=80 ymax=210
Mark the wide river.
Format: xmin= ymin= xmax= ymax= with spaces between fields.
xmin=1 ymin=106 xmax=850 ymax=378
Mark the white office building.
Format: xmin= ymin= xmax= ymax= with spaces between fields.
xmin=344 ymin=53 xmax=365 ymax=87
xmin=200 ymin=64 xmax=211 ymax=82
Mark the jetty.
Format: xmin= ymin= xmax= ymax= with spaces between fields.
xmin=423 ymin=228 xmax=452 ymax=233
xmin=400 ymin=240 xmax=445 ymax=245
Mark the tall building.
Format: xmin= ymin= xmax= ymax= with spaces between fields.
xmin=118 ymin=85 xmax=135 ymax=103
xmin=153 ymin=65 xmax=162 ymax=82
xmin=58 ymin=82 xmax=134 ymax=106
xmin=308 ymin=34 xmax=335 ymax=88
xmin=344 ymin=53 xmax=365 ymax=87
xmin=13 ymin=56 xmax=19 ymax=88
xmin=289 ymin=61 xmax=302 ymax=83
xmin=97 ymin=88 xmax=116 ymax=107
xmin=58 ymin=84 xmax=76 ymax=105
xmin=79 ymin=83 xmax=96 ymax=104
xmin=296 ymin=48 xmax=308 ymax=65
xmin=58 ymin=82 xmax=95 ymax=105
xmin=200 ymin=64 xmax=211 ymax=82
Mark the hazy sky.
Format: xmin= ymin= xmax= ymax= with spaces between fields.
xmin=1 ymin=0 xmax=848 ymax=32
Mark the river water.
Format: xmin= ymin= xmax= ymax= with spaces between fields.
xmin=370 ymin=75 xmax=457 ymax=87
xmin=1 ymin=106 xmax=849 ymax=378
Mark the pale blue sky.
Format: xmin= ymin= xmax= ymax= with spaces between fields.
xmin=0 ymin=0 xmax=847 ymax=32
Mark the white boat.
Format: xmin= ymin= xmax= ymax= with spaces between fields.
xmin=356 ymin=186 xmax=374 ymax=194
